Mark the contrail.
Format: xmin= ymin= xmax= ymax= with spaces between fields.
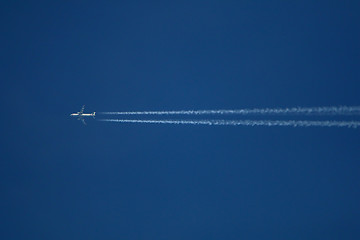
xmin=100 ymin=106 xmax=360 ymax=116
xmin=98 ymin=119 xmax=360 ymax=128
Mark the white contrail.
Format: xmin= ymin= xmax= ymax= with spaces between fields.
xmin=100 ymin=106 xmax=360 ymax=116
xmin=98 ymin=119 xmax=360 ymax=128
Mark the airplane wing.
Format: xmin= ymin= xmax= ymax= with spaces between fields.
xmin=80 ymin=105 xmax=85 ymax=114
xmin=81 ymin=118 xmax=87 ymax=125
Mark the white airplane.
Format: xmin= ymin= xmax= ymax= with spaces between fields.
xmin=70 ymin=105 xmax=96 ymax=125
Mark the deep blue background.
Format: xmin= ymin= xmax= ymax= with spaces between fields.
xmin=1 ymin=1 xmax=360 ymax=239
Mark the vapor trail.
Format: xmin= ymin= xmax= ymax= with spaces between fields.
xmin=98 ymin=119 xmax=360 ymax=128
xmin=100 ymin=106 xmax=360 ymax=116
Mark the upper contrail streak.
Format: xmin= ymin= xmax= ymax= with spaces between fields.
xmin=100 ymin=106 xmax=360 ymax=116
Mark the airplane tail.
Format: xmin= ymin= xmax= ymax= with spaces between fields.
xmin=93 ymin=112 xmax=96 ymax=119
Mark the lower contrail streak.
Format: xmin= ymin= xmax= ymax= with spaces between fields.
xmin=99 ymin=119 xmax=360 ymax=128
xmin=100 ymin=106 xmax=360 ymax=116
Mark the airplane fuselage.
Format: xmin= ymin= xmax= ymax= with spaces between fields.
xmin=70 ymin=112 xmax=96 ymax=117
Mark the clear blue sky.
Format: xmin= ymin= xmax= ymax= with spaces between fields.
xmin=1 ymin=1 xmax=360 ymax=239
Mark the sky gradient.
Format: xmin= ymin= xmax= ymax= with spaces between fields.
xmin=1 ymin=1 xmax=360 ymax=239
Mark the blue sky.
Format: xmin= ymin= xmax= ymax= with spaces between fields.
xmin=1 ymin=1 xmax=360 ymax=239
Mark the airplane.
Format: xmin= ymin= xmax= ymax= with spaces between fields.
xmin=70 ymin=105 xmax=96 ymax=125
